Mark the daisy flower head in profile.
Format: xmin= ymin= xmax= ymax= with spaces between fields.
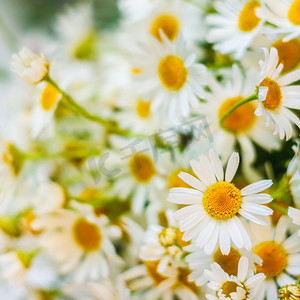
xmin=255 ymin=47 xmax=300 ymax=140
xmin=206 ymin=0 xmax=263 ymax=59
xmin=204 ymin=256 xmax=265 ymax=300
xmin=11 ymin=47 xmax=49 ymax=84
xmin=249 ymin=216 xmax=300 ymax=300
xmin=133 ymin=31 xmax=206 ymax=122
xmin=257 ymin=0 xmax=300 ymax=42
xmin=167 ymin=149 xmax=273 ymax=255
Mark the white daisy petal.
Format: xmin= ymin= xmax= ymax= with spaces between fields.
xmin=178 ymin=172 xmax=206 ymax=192
xmin=241 ymin=180 xmax=273 ymax=195
xmin=209 ymin=149 xmax=224 ymax=182
xmin=225 ymin=152 xmax=239 ymax=182
xmin=219 ymin=221 xmax=231 ymax=255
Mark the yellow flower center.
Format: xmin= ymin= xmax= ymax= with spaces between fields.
xmin=145 ymin=261 xmax=167 ymax=286
xmin=40 ymin=83 xmax=60 ymax=111
xmin=279 ymin=284 xmax=300 ymax=300
xmin=132 ymin=67 xmax=142 ymax=74
xmin=238 ymin=0 xmax=261 ymax=32
xmin=222 ymin=281 xmax=246 ymax=299
xmin=150 ymin=15 xmax=179 ymax=41
xmin=129 ymin=153 xmax=156 ymax=183
xmin=159 ymin=227 xmax=190 ymax=248
xmin=218 ymin=96 xmax=257 ymax=133
xmin=158 ymin=55 xmax=187 ymax=91
xmin=213 ymin=247 xmax=241 ymax=276
xmin=272 ymin=38 xmax=300 ymax=73
xmin=168 ymin=168 xmax=194 ymax=189
xmin=259 ymin=78 xmax=282 ymax=110
xmin=17 ymin=250 xmax=36 ymax=269
xmin=159 ymin=227 xmax=177 ymax=247
xmin=73 ymin=31 xmax=97 ymax=60
xmin=288 ymin=0 xmax=300 ymax=25
xmin=73 ymin=218 xmax=102 ymax=252
xmin=174 ymin=267 xmax=199 ymax=293
xmin=136 ymin=99 xmax=151 ymax=119
xmin=203 ymin=181 xmax=242 ymax=220
xmin=254 ymin=241 xmax=288 ymax=278
xmin=79 ymin=187 xmax=100 ymax=202
xmin=2 ymin=143 xmax=24 ymax=176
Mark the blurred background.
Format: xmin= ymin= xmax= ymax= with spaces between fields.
xmin=0 ymin=0 xmax=120 ymax=78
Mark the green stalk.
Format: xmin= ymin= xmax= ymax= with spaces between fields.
xmin=46 ymin=77 xmax=135 ymax=136
xmin=219 ymin=93 xmax=257 ymax=126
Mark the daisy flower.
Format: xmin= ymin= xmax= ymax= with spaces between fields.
xmin=204 ymin=256 xmax=265 ymax=300
xmin=120 ymin=0 xmax=203 ymax=44
xmin=107 ymin=138 xmax=166 ymax=215
xmin=168 ymin=149 xmax=273 ymax=255
xmin=123 ymin=259 xmax=203 ymax=300
xmin=249 ymin=216 xmax=300 ymax=299
xmin=257 ymin=0 xmax=300 ymax=41
xmin=139 ymin=212 xmax=189 ymax=277
xmin=0 ymin=251 xmax=58 ymax=300
xmin=54 ymin=3 xmax=98 ymax=61
xmin=186 ymin=244 xmax=262 ymax=286
xmin=116 ymin=95 xmax=160 ymax=135
xmin=198 ymin=65 xmax=280 ymax=175
xmin=206 ymin=0 xmax=263 ymax=59
xmin=32 ymin=202 xmax=122 ymax=282
xmin=134 ymin=32 xmax=206 ymax=121
xmin=255 ymin=47 xmax=300 ymax=140
xmin=11 ymin=47 xmax=49 ymax=84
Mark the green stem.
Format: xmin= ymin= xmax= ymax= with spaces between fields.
xmin=296 ymin=276 xmax=300 ymax=285
xmin=46 ymin=77 xmax=134 ymax=136
xmin=270 ymin=202 xmax=288 ymax=215
xmin=219 ymin=93 xmax=257 ymax=126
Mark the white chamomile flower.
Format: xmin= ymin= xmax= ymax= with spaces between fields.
xmin=168 ymin=149 xmax=273 ymax=255
xmin=199 ymin=65 xmax=280 ymax=174
xmin=257 ymin=0 xmax=300 ymax=41
xmin=32 ymin=202 xmax=122 ymax=282
xmin=11 ymin=47 xmax=49 ymax=84
xmin=249 ymin=216 xmax=300 ymax=299
xmin=134 ymin=32 xmax=206 ymax=121
xmin=255 ymin=47 xmax=300 ymax=140
xmin=120 ymin=0 xmax=203 ymax=44
xmin=0 ymin=251 xmax=58 ymax=300
xmin=54 ymin=3 xmax=98 ymax=61
xmin=288 ymin=207 xmax=300 ymax=235
xmin=123 ymin=260 xmax=202 ymax=300
xmin=204 ymin=256 xmax=265 ymax=300
xmin=139 ymin=222 xmax=189 ymax=277
xmin=107 ymin=137 xmax=166 ymax=215
xmin=206 ymin=0 xmax=263 ymax=59
xmin=116 ymin=95 xmax=160 ymax=135
xmin=186 ymin=244 xmax=262 ymax=286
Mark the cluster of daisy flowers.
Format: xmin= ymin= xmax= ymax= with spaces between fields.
xmin=1 ymin=0 xmax=300 ymax=299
